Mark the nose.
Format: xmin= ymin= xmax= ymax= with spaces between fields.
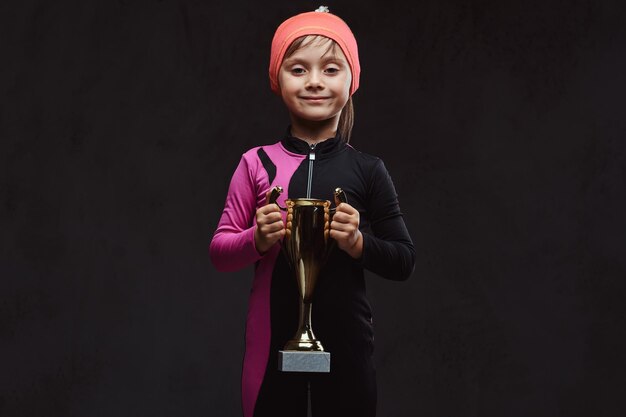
xmin=305 ymin=70 xmax=324 ymax=89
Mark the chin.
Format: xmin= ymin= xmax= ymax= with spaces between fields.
xmin=296 ymin=111 xmax=340 ymax=122
xmin=303 ymin=115 xmax=332 ymax=122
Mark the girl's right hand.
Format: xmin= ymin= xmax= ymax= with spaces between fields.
xmin=254 ymin=198 xmax=285 ymax=255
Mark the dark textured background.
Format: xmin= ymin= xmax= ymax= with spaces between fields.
xmin=1 ymin=1 xmax=625 ymax=416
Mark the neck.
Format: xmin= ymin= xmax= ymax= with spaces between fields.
xmin=289 ymin=114 xmax=339 ymax=145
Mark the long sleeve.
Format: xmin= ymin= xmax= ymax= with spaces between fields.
xmin=209 ymin=154 xmax=264 ymax=272
xmin=360 ymin=159 xmax=416 ymax=281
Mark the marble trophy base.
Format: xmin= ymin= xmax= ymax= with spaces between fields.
xmin=278 ymin=351 xmax=331 ymax=373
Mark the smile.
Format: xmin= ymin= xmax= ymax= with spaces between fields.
xmin=302 ymin=97 xmax=330 ymax=101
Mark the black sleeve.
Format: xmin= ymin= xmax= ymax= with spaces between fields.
xmin=359 ymin=158 xmax=416 ymax=281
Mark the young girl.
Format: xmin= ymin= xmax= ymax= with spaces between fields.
xmin=210 ymin=7 xmax=415 ymax=417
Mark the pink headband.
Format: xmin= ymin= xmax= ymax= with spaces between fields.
xmin=269 ymin=9 xmax=361 ymax=96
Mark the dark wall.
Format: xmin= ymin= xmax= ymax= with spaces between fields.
xmin=1 ymin=1 xmax=625 ymax=416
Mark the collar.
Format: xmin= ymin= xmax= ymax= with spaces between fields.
xmin=280 ymin=126 xmax=346 ymax=157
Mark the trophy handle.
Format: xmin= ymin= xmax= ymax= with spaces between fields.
xmin=267 ymin=185 xmax=287 ymax=210
xmin=330 ymin=187 xmax=348 ymax=214
xmin=326 ymin=188 xmax=348 ymax=241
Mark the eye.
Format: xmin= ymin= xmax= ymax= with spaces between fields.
xmin=325 ymin=66 xmax=340 ymax=74
xmin=290 ymin=67 xmax=306 ymax=75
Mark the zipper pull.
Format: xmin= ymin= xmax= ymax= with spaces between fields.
xmin=309 ymin=143 xmax=316 ymax=160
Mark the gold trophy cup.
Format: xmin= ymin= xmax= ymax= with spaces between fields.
xmin=267 ymin=186 xmax=347 ymax=372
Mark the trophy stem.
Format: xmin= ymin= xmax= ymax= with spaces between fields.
xmin=284 ymin=301 xmax=324 ymax=351
xmin=301 ymin=300 xmax=313 ymax=334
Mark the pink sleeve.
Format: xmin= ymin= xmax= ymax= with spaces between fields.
xmin=209 ymin=153 xmax=266 ymax=272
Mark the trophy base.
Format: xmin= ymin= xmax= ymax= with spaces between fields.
xmin=278 ymin=351 xmax=331 ymax=373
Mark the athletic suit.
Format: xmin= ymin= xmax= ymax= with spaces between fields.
xmin=210 ymin=128 xmax=415 ymax=417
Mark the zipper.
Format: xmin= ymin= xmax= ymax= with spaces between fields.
xmin=306 ymin=143 xmax=316 ymax=198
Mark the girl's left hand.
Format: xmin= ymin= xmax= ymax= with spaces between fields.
xmin=329 ymin=203 xmax=363 ymax=259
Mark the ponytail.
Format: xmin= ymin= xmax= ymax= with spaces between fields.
xmin=338 ymin=97 xmax=354 ymax=143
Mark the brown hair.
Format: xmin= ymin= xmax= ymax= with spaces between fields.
xmin=283 ymin=35 xmax=355 ymax=143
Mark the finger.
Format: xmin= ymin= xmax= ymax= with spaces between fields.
xmin=258 ymin=204 xmax=273 ymax=215
xmin=330 ymin=221 xmax=356 ymax=233
xmin=329 ymin=229 xmax=349 ymax=241
xmin=260 ymin=221 xmax=285 ymax=234
xmin=266 ymin=229 xmax=285 ymax=241
xmin=256 ymin=213 xmax=283 ymax=225
xmin=261 ymin=212 xmax=284 ymax=224
xmin=337 ymin=208 xmax=359 ymax=220
xmin=259 ymin=203 xmax=281 ymax=215
xmin=336 ymin=203 xmax=357 ymax=215
xmin=331 ymin=213 xmax=359 ymax=227
xmin=331 ymin=211 xmax=352 ymax=223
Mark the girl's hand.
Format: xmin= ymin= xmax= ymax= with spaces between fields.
xmin=254 ymin=193 xmax=285 ymax=255
xmin=329 ymin=203 xmax=363 ymax=259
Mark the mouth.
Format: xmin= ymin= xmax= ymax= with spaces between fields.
xmin=301 ymin=96 xmax=330 ymax=101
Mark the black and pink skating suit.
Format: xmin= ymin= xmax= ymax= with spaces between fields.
xmin=210 ymin=129 xmax=415 ymax=417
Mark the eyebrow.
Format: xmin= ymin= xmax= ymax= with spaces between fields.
xmin=283 ymin=56 xmax=346 ymax=66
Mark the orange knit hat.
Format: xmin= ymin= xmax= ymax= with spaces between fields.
xmin=269 ymin=7 xmax=360 ymax=96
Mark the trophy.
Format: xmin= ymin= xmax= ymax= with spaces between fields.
xmin=267 ymin=186 xmax=347 ymax=373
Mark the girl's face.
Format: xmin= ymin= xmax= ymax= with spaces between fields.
xmin=278 ymin=37 xmax=352 ymax=125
